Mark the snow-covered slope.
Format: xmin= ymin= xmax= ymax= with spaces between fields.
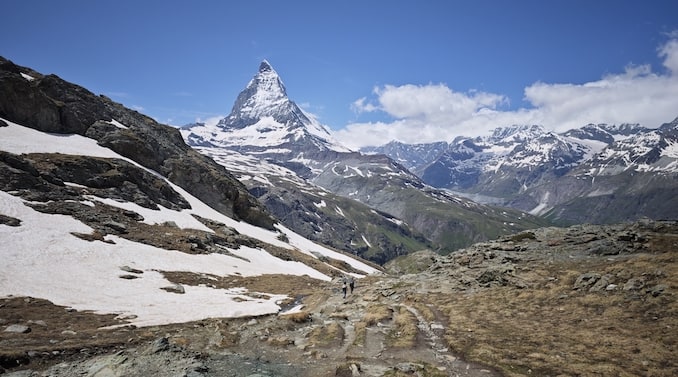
xmin=0 ymin=118 xmax=377 ymax=328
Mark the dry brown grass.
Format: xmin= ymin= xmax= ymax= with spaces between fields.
xmin=410 ymin=301 xmax=436 ymax=323
xmin=0 ymin=297 xmax=156 ymax=370
xmin=308 ymin=321 xmax=345 ymax=348
xmin=387 ymin=306 xmax=418 ymax=348
xmin=281 ymin=311 xmax=312 ymax=323
xmin=353 ymin=322 xmax=367 ymax=347
xmin=162 ymin=271 xmax=330 ymax=299
xmin=424 ymin=245 xmax=678 ymax=377
xmin=363 ymin=304 xmax=393 ymax=326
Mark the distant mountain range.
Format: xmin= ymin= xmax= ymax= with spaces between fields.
xmin=182 ymin=61 xmax=547 ymax=261
xmin=365 ymin=119 xmax=678 ymax=224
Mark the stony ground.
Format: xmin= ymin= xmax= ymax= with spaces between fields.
xmin=1 ymin=220 xmax=676 ymax=376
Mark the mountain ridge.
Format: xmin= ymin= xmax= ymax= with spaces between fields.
xmin=182 ymin=61 xmax=549 ymax=258
xmin=367 ymin=119 xmax=678 ymax=224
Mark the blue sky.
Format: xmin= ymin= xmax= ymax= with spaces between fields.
xmin=3 ymin=0 xmax=678 ymax=148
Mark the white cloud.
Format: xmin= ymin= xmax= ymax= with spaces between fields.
xmin=659 ymin=32 xmax=678 ymax=74
xmin=351 ymin=97 xmax=378 ymax=113
xmin=335 ymin=34 xmax=678 ymax=149
xmin=195 ymin=115 xmax=225 ymax=127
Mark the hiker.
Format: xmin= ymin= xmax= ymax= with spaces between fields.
xmin=349 ymin=277 xmax=355 ymax=294
xmin=341 ymin=279 xmax=347 ymax=298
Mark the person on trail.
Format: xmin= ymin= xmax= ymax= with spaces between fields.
xmin=341 ymin=279 xmax=347 ymax=298
xmin=349 ymin=277 xmax=355 ymax=294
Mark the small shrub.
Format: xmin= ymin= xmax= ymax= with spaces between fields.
xmin=281 ymin=311 xmax=311 ymax=323
xmin=308 ymin=322 xmax=344 ymax=348
xmin=510 ymin=232 xmax=536 ymax=242
xmin=363 ymin=304 xmax=392 ymax=326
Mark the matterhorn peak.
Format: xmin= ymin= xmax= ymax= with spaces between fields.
xmin=259 ymin=59 xmax=274 ymax=73
xmin=184 ymin=61 xmax=351 ymax=153
xmin=221 ymin=60 xmax=292 ymax=125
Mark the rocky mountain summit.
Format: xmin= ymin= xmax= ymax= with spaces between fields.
xmin=182 ymin=61 xmax=549 ymax=259
xmin=367 ymin=120 xmax=678 ymax=225
xmin=184 ymin=60 xmax=349 ymax=158
xmin=3 ymin=219 xmax=675 ymax=376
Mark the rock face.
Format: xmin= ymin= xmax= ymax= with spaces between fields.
xmin=0 ymin=56 xmax=274 ymax=229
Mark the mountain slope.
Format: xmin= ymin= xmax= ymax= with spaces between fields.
xmin=182 ymin=61 xmax=549 ymax=257
xmin=0 ymin=57 xmax=273 ymax=229
xmin=0 ymin=56 xmax=378 ymax=328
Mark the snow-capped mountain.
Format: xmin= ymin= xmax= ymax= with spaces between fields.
xmin=361 ymin=140 xmax=448 ymax=171
xmin=183 ymin=60 xmax=350 ymax=159
xmin=368 ymin=119 xmax=678 ymax=224
xmin=583 ymin=119 xmax=678 ymax=175
xmin=182 ymin=61 xmax=548 ymax=256
xmin=0 ymin=56 xmax=378 ymax=328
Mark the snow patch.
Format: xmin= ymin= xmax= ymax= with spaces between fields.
xmin=106 ymin=119 xmax=129 ymax=129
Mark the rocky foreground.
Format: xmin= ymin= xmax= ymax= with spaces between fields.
xmin=1 ymin=220 xmax=676 ymax=376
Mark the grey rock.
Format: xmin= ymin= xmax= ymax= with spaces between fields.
xmin=395 ymin=362 xmax=420 ymax=373
xmin=120 ymin=265 xmax=143 ymax=274
xmin=590 ymin=274 xmax=614 ymax=292
xmin=150 ymin=337 xmax=170 ymax=354
xmin=477 ymin=265 xmax=515 ymax=286
xmin=649 ymin=284 xmax=668 ymax=297
xmin=623 ymin=278 xmax=645 ymax=291
xmin=573 ymin=272 xmax=601 ymax=290
xmin=161 ymin=284 xmax=185 ymax=294
xmin=3 ymin=324 xmax=31 ymax=333
xmin=104 ymin=220 xmax=127 ymax=233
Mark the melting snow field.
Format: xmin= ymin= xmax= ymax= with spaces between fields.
xmin=0 ymin=119 xmax=377 ymax=327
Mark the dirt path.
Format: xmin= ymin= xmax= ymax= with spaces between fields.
xmin=291 ymin=276 xmax=503 ymax=376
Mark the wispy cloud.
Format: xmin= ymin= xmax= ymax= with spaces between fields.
xmin=335 ymin=34 xmax=678 ymax=149
xmin=194 ymin=115 xmax=225 ymax=127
